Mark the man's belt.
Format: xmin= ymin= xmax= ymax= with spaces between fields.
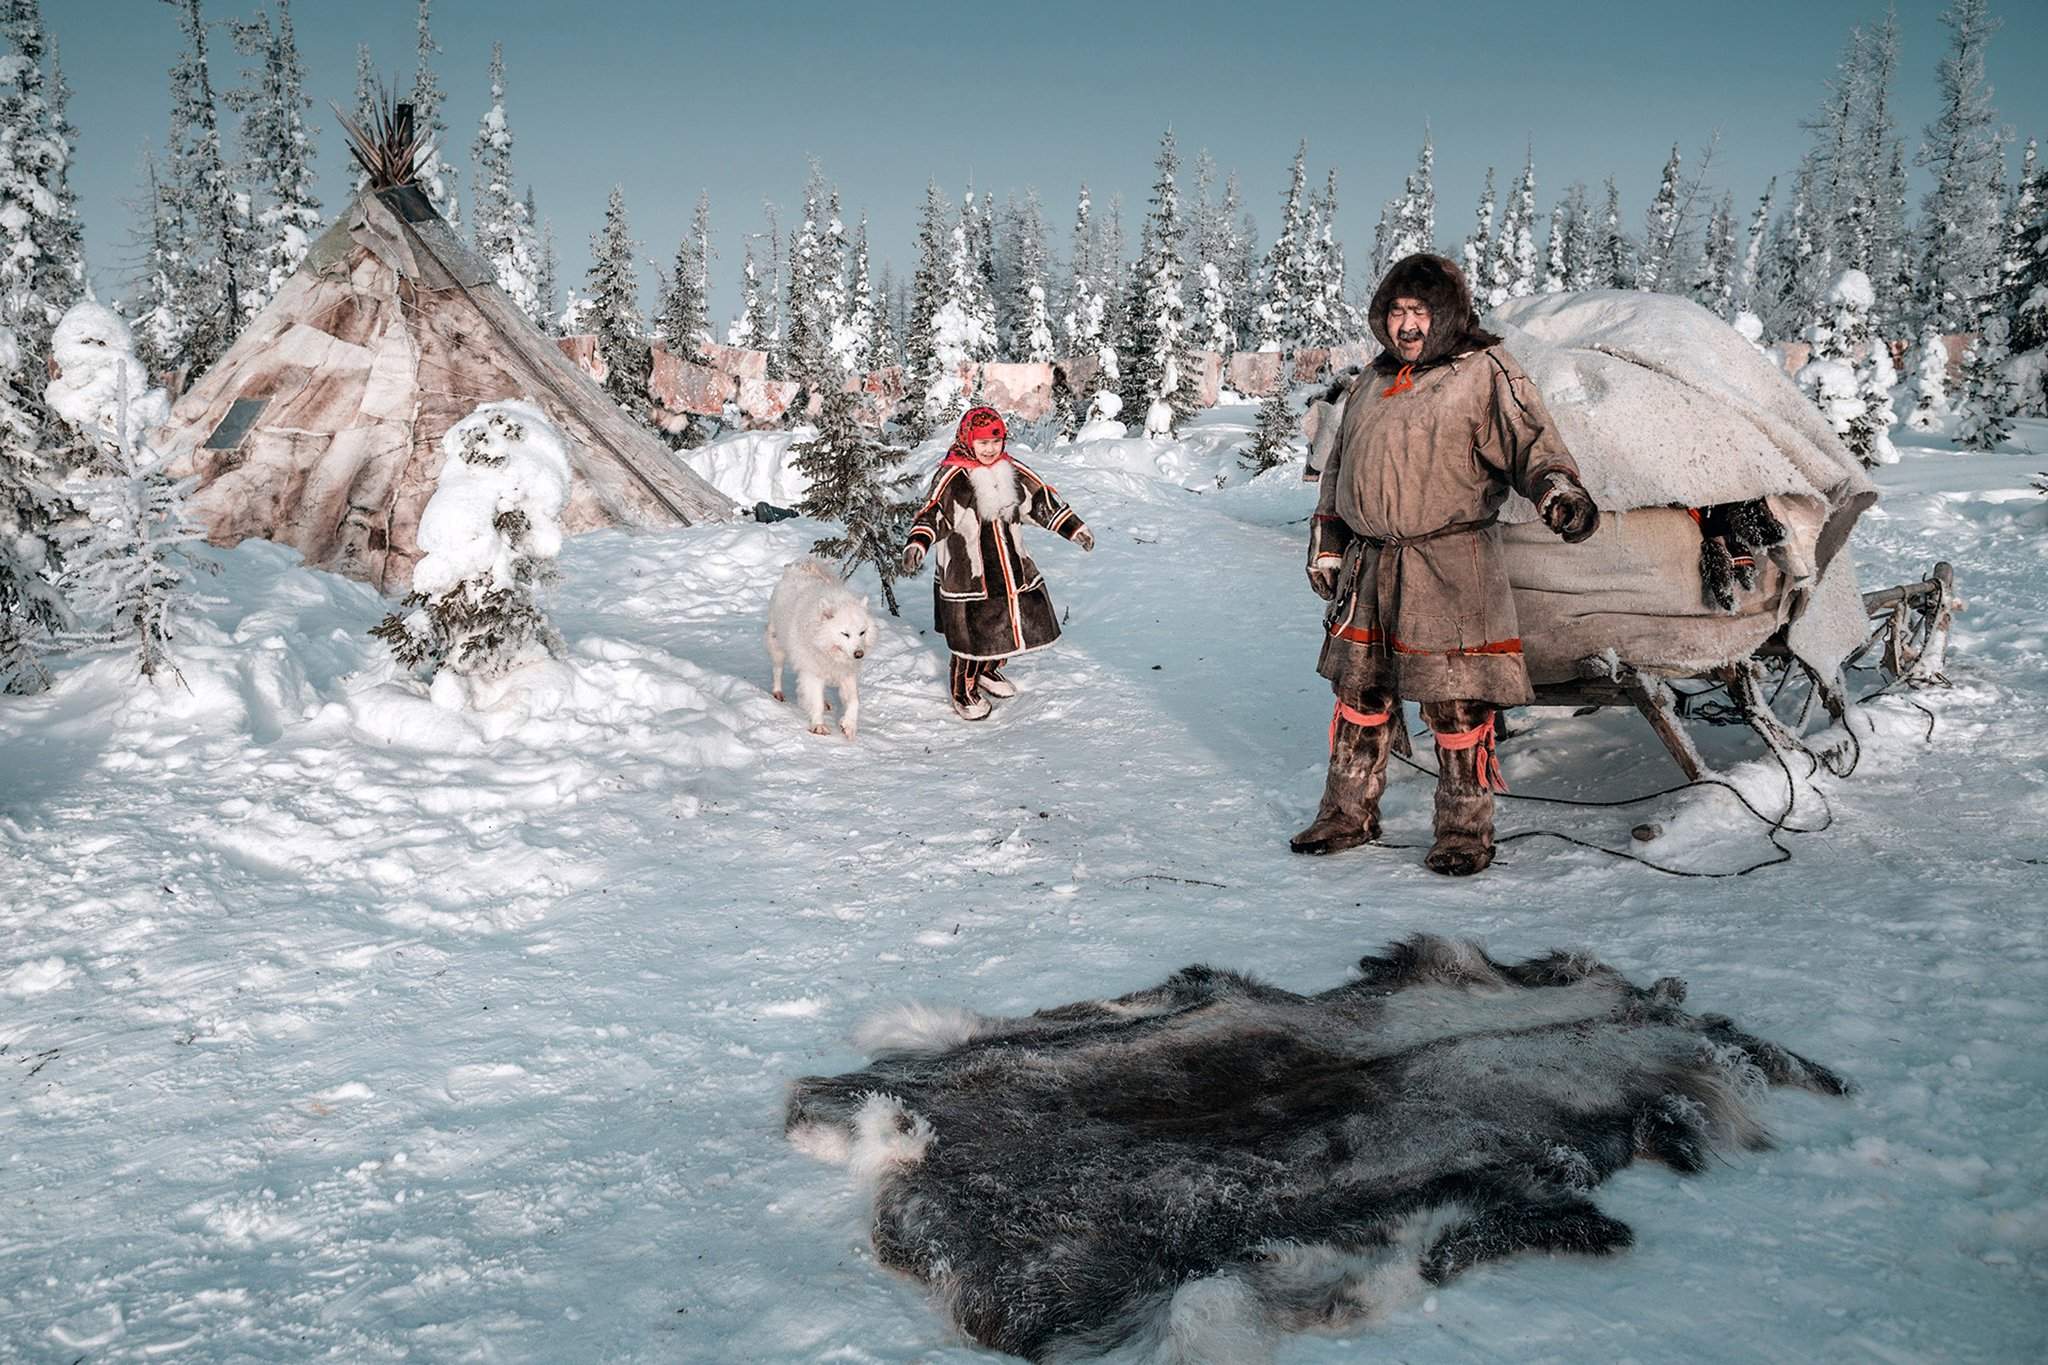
xmin=1343 ymin=515 xmax=1501 ymax=648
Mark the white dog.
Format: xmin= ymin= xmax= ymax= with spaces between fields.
xmin=766 ymin=559 xmax=876 ymax=741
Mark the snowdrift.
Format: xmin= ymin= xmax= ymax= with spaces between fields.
xmin=1489 ymin=291 xmax=1879 ymax=685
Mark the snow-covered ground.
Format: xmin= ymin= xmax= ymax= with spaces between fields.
xmin=3 ymin=407 xmax=2045 ymax=1362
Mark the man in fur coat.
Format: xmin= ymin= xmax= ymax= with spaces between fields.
xmin=901 ymin=407 xmax=1094 ymax=720
xmin=1293 ymin=253 xmax=1599 ymax=875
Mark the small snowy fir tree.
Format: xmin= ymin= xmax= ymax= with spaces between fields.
xmin=158 ymin=0 xmax=252 ymax=380
xmin=1562 ymin=182 xmax=1597 ymax=290
xmin=1796 ymin=269 xmax=1897 ymax=467
xmin=1460 ymin=168 xmax=1496 ymax=300
xmin=919 ymin=192 xmax=995 ymax=431
xmin=1485 ymin=152 xmax=1537 ymax=308
xmin=1735 ymin=177 xmax=1775 ymax=315
xmin=1900 ymin=320 xmax=1952 ymax=431
xmin=1 ymin=0 xmax=86 ymax=375
xmin=844 ymin=213 xmax=877 ymax=374
xmin=1595 ymin=176 xmax=1633 ymax=289
xmin=818 ymin=188 xmax=859 ymax=379
xmin=1062 ymin=183 xmax=1098 ymax=355
xmin=1693 ymin=193 xmax=1737 ymax=318
xmin=1541 ymin=199 xmax=1570 ymax=294
xmin=1638 ymin=144 xmax=1685 ymax=293
xmin=655 ymin=193 xmax=713 ymax=359
xmin=46 ymin=303 xmax=204 ymax=682
xmin=371 ymin=400 xmax=569 ymax=682
xmin=1010 ymin=189 xmax=1056 ymax=364
xmin=2002 ymin=138 xmax=2048 ymax=355
xmin=469 ymin=43 xmax=541 ymax=321
xmin=0 ymin=325 xmax=66 ymax=692
xmin=1258 ymin=143 xmax=1311 ymax=349
xmin=1916 ymin=0 xmax=2004 ymax=333
xmin=1953 ymin=315 xmax=2017 ymax=451
xmin=781 ymin=168 xmax=832 ymax=392
xmin=1223 ymin=173 xmax=1260 ymax=349
xmin=1241 ymin=379 xmax=1296 ymax=473
xmin=726 ymin=244 xmax=761 ymax=349
xmin=868 ymin=260 xmax=898 ymax=371
xmin=585 ymin=187 xmax=651 ymax=421
xmin=1382 ymin=131 xmax=1436 ymax=277
xmin=1118 ymin=129 xmax=1200 ymax=436
xmin=792 ymin=385 xmax=915 ymax=615
xmin=409 ymin=0 xmax=458 ymax=228
xmin=41 ymin=35 xmax=84 ymax=302
xmin=227 ymin=0 xmax=321 ymax=319
xmin=533 ymin=205 xmax=559 ymax=331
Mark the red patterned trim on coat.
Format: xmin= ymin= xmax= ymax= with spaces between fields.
xmin=1329 ymin=623 xmax=1523 ymax=656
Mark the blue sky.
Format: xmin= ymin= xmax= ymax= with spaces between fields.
xmin=51 ymin=0 xmax=2048 ymax=327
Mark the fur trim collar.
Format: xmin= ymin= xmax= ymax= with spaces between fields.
xmin=1369 ymin=252 xmax=1501 ymax=372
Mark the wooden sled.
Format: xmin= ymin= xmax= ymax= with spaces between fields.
xmin=1524 ymin=562 xmax=1959 ymax=780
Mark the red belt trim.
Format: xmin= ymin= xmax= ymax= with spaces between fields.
xmin=1329 ymin=623 xmax=1523 ymax=656
xmin=1433 ymin=713 xmax=1510 ymax=793
xmin=1329 ymin=700 xmax=1392 ymax=749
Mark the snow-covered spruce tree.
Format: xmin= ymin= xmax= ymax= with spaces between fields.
xmin=656 ymin=191 xmax=713 ymax=360
xmin=1999 ymin=138 xmax=2048 ymax=358
xmin=1224 ymin=173 xmax=1260 ymax=349
xmin=1736 ymin=177 xmax=1775 ymax=315
xmin=1311 ymin=167 xmax=1351 ymax=343
xmin=1010 ymin=190 xmax=1055 ymax=364
xmin=1857 ymin=10 xmax=1912 ymax=336
xmin=919 ymin=191 xmax=995 ymax=431
xmin=469 ymin=43 xmax=541 ymax=321
xmin=1561 ymin=182 xmax=1597 ymax=290
xmin=899 ymin=181 xmax=947 ymax=440
xmin=46 ymin=303 xmax=203 ymax=682
xmin=371 ymin=400 xmax=569 ymax=683
xmin=350 ymin=43 xmax=373 ymax=187
xmin=726 ymin=243 xmax=761 ymax=349
xmin=1485 ymin=152 xmax=1536 ymax=307
xmin=42 ymin=35 xmax=84 ymax=307
xmin=1119 ymin=128 xmax=1201 ymax=436
xmin=1900 ymin=320 xmax=1953 ymax=431
xmin=1 ymin=0 xmax=85 ymax=383
xmin=1258 ymin=142 xmax=1310 ymax=349
xmin=818 ymin=187 xmax=858 ymax=379
xmin=1693 ymin=193 xmax=1737 ymax=318
xmin=1796 ymin=269 xmax=1896 ymax=467
xmin=1383 ymin=131 xmax=1436 ymax=277
xmin=792 ymin=384 xmax=915 ymax=615
xmin=1638 ymin=144 xmax=1685 ymax=294
xmin=1541 ymin=199 xmax=1569 ymax=294
xmin=781 ymin=168 xmax=830 ymax=392
xmin=0 ymin=331 xmax=65 ymax=693
xmin=1757 ymin=172 xmax=1825 ymax=342
xmin=533 ymin=204 xmax=559 ymax=331
xmin=409 ymin=0 xmax=457 ymax=228
xmin=1953 ymin=315 xmax=2017 ymax=450
xmin=844 ymin=212 xmax=876 ymax=375
xmin=868 ymin=260 xmax=898 ymax=371
xmin=158 ymin=0 xmax=251 ymax=382
xmin=227 ymin=0 xmax=320 ymax=320
xmin=1594 ymin=175 xmax=1632 ymax=289
xmin=1241 ymin=378 xmax=1296 ymax=473
xmin=585 ymin=187 xmax=651 ymax=421
xmin=962 ymin=189 xmax=999 ymax=363
xmin=1917 ymin=0 xmax=2005 ymax=333
xmin=1063 ymin=182 xmax=1097 ymax=354
xmin=1805 ymin=25 xmax=1868 ymax=280
xmin=1460 ymin=168 xmax=1495 ymax=302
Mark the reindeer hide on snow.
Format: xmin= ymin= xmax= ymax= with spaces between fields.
xmin=784 ymin=934 xmax=1848 ymax=1363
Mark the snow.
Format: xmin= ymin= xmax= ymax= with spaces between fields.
xmin=412 ymin=400 xmax=573 ymax=599
xmin=2 ymin=405 xmax=2046 ymax=1362
xmin=682 ymin=428 xmax=811 ymax=508
xmin=43 ymin=300 xmax=172 ymax=446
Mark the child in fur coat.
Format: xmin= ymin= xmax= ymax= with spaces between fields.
xmin=900 ymin=407 xmax=1094 ymax=720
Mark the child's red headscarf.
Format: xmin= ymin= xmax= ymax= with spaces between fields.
xmin=940 ymin=406 xmax=1009 ymax=468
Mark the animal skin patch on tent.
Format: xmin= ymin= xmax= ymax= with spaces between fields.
xmin=786 ymin=934 xmax=1847 ymax=1363
xmin=202 ymin=398 xmax=267 ymax=451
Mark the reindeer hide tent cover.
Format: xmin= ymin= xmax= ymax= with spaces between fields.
xmin=1482 ymin=291 xmax=1879 ymax=687
xmin=161 ymin=184 xmax=735 ymax=594
xmin=786 ymin=935 xmax=1847 ymax=1363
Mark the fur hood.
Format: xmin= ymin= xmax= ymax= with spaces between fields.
xmin=1369 ymin=252 xmax=1501 ymax=372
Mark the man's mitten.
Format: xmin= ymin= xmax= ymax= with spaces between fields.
xmin=1700 ymin=535 xmax=1740 ymax=611
xmin=1537 ymin=474 xmax=1600 ymax=543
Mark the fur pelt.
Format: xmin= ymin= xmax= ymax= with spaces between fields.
xmin=1368 ymin=252 xmax=1500 ymax=370
xmin=785 ymin=934 xmax=1847 ymax=1363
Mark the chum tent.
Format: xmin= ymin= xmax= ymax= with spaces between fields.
xmin=161 ymin=99 xmax=734 ymax=595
